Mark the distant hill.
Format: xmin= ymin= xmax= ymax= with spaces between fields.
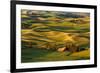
xmin=21 ymin=10 xmax=90 ymax=18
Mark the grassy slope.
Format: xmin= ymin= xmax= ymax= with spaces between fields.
xmin=22 ymin=48 xmax=90 ymax=63
xmin=21 ymin=17 xmax=90 ymax=62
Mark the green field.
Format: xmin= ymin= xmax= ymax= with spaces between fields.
xmin=21 ymin=10 xmax=90 ymax=63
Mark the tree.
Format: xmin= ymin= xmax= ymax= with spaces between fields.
xmin=65 ymin=41 xmax=79 ymax=52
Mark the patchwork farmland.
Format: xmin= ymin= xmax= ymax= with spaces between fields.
xmin=21 ymin=10 xmax=90 ymax=62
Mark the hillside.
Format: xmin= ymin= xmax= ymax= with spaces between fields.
xmin=21 ymin=10 xmax=90 ymax=62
